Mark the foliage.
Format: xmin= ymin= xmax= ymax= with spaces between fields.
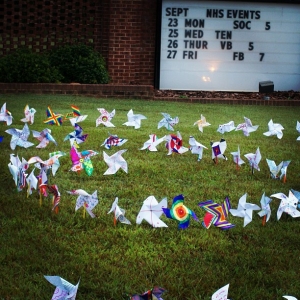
xmin=49 ymin=44 xmax=110 ymax=84
xmin=0 ymin=48 xmax=62 ymax=83
xmin=0 ymin=94 xmax=300 ymax=299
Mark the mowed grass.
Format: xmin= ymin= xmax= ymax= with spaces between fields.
xmin=0 ymin=94 xmax=300 ymax=300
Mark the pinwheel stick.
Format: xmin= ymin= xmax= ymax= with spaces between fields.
xmin=283 ymin=174 xmax=287 ymax=183
xmin=83 ymin=206 xmax=86 ymax=219
xmin=236 ymin=157 xmax=239 ymax=170
xmin=262 ymin=215 xmax=266 ymax=226
xmin=39 ymin=192 xmax=42 ymax=207
xmin=251 ymin=163 xmax=254 ymax=175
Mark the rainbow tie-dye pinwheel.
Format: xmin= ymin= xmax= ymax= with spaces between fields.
xmin=162 ymin=194 xmax=198 ymax=229
xmin=44 ymin=106 xmax=63 ymax=126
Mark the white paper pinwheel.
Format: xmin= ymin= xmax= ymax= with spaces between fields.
xmin=140 ymin=134 xmax=166 ymax=152
xmin=32 ymin=128 xmax=57 ymax=148
xmin=231 ymin=146 xmax=245 ymax=167
xmin=26 ymin=168 xmax=38 ymax=197
xmin=64 ymin=123 xmax=88 ymax=148
xmin=266 ymin=159 xmax=291 ymax=182
xmin=263 ymin=119 xmax=284 ymax=139
xmin=194 ymin=114 xmax=211 ymax=132
xmin=0 ymin=103 xmax=12 ymax=125
xmin=101 ymin=133 xmax=127 ymax=150
xmin=230 ymin=193 xmax=260 ymax=227
xmin=291 ymin=189 xmax=300 ymax=209
xmin=271 ymin=191 xmax=300 ymax=220
xmin=211 ymin=139 xmax=227 ymax=163
xmin=217 ymin=121 xmax=236 ymax=134
xmin=8 ymin=154 xmax=29 ymax=191
xmin=212 ymin=284 xmax=230 ymax=300
xmin=96 ymin=108 xmax=116 ymax=127
xmin=44 ymin=275 xmax=80 ymax=300
xmin=257 ymin=192 xmax=272 ymax=223
xmin=136 ymin=196 xmax=168 ymax=228
xmin=68 ymin=105 xmax=87 ymax=126
xmin=244 ymin=147 xmax=261 ymax=172
xmin=5 ymin=123 xmax=34 ymax=150
xmin=103 ymin=149 xmax=128 ymax=175
xmin=165 ymin=131 xmax=188 ymax=155
xmin=123 ymin=109 xmax=146 ymax=129
xmin=189 ymin=136 xmax=207 ymax=161
xmin=108 ymin=197 xmax=131 ymax=225
xmin=296 ymin=121 xmax=300 ymax=141
xmin=283 ymin=296 xmax=298 ymax=300
xmin=235 ymin=116 xmax=259 ymax=136
xmin=158 ymin=112 xmax=179 ymax=131
xmin=21 ymin=104 xmax=36 ymax=125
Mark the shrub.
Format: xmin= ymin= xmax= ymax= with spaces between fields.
xmin=49 ymin=44 xmax=110 ymax=84
xmin=0 ymin=48 xmax=62 ymax=83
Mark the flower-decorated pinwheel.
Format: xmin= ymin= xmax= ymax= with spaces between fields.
xmin=21 ymin=104 xmax=36 ymax=125
xmin=129 ymin=286 xmax=167 ymax=300
xmin=44 ymin=106 xmax=63 ymax=126
xmin=217 ymin=121 xmax=235 ymax=134
xmin=235 ymin=116 xmax=259 ymax=136
xmin=158 ymin=112 xmax=179 ymax=131
xmin=244 ymin=147 xmax=261 ymax=173
xmin=194 ymin=114 xmax=211 ymax=132
xmin=101 ymin=133 xmax=127 ymax=150
xmin=103 ymin=149 xmax=128 ymax=175
xmin=211 ymin=138 xmax=227 ymax=163
xmin=123 ymin=109 xmax=147 ymax=129
xmin=5 ymin=123 xmax=34 ymax=150
xmin=64 ymin=123 xmax=88 ymax=148
xmin=165 ymin=131 xmax=188 ymax=155
xmin=140 ymin=134 xmax=166 ymax=152
xmin=70 ymin=146 xmax=98 ymax=176
xmin=189 ymin=136 xmax=207 ymax=161
xmin=108 ymin=197 xmax=131 ymax=225
xmin=263 ymin=119 xmax=284 ymax=139
xmin=32 ymin=128 xmax=57 ymax=148
xmin=198 ymin=197 xmax=235 ymax=230
xmin=8 ymin=154 xmax=29 ymax=192
xmin=231 ymin=146 xmax=245 ymax=169
xmin=96 ymin=108 xmax=116 ymax=127
xmin=257 ymin=192 xmax=272 ymax=225
xmin=0 ymin=102 xmax=12 ymax=125
xmin=162 ymin=194 xmax=198 ymax=229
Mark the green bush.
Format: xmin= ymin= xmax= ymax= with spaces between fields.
xmin=49 ymin=44 xmax=110 ymax=84
xmin=0 ymin=48 xmax=62 ymax=83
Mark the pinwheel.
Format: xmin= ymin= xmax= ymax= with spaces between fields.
xmin=158 ymin=112 xmax=179 ymax=131
xmin=129 ymin=286 xmax=167 ymax=300
xmin=108 ymin=197 xmax=131 ymax=225
xmin=217 ymin=121 xmax=236 ymax=134
xmin=44 ymin=106 xmax=63 ymax=126
xmin=5 ymin=123 xmax=34 ymax=150
xmin=64 ymin=123 xmax=88 ymax=148
xmin=283 ymin=297 xmax=298 ymax=300
xmin=68 ymin=105 xmax=88 ymax=126
xmin=21 ymin=104 xmax=36 ymax=125
xmin=96 ymin=108 xmax=116 ymax=127
xmin=231 ymin=146 xmax=244 ymax=169
xmin=211 ymin=138 xmax=227 ymax=163
xmin=103 ymin=149 xmax=128 ymax=175
xmin=70 ymin=146 xmax=98 ymax=176
xmin=212 ymin=284 xmax=230 ymax=300
xmin=47 ymin=184 xmax=61 ymax=213
xmin=257 ymin=192 xmax=272 ymax=225
xmin=244 ymin=147 xmax=261 ymax=173
xmin=198 ymin=197 xmax=235 ymax=230
xmin=189 ymin=136 xmax=207 ymax=161
xmin=165 ymin=131 xmax=188 ymax=155
xmin=263 ymin=119 xmax=284 ymax=139
xmin=136 ymin=196 xmax=168 ymax=227
xmin=123 ymin=109 xmax=147 ymax=129
xmin=235 ymin=116 xmax=259 ymax=136
xmin=230 ymin=193 xmax=260 ymax=227
xmin=8 ymin=154 xmax=29 ymax=191
xmin=162 ymin=194 xmax=198 ymax=229
xmin=44 ymin=275 xmax=80 ymax=300
xmin=32 ymin=128 xmax=57 ymax=148
xmin=140 ymin=134 xmax=166 ymax=152
xmin=26 ymin=168 xmax=38 ymax=197
xmin=101 ymin=133 xmax=127 ymax=150
xmin=266 ymin=159 xmax=291 ymax=182
xmin=296 ymin=121 xmax=300 ymax=141
xmin=291 ymin=189 xmax=300 ymax=209
xmin=194 ymin=114 xmax=211 ymax=132
xmin=0 ymin=102 xmax=12 ymax=125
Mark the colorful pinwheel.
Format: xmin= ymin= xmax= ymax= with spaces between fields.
xmin=129 ymin=286 xmax=167 ymax=300
xmin=0 ymin=102 xmax=12 ymax=125
xmin=5 ymin=123 xmax=34 ymax=150
xmin=21 ymin=104 xmax=36 ymax=125
xmin=64 ymin=123 xmax=88 ymax=148
xmin=101 ymin=133 xmax=127 ymax=150
xmin=165 ymin=131 xmax=188 ymax=155
xmin=32 ymin=128 xmax=57 ymax=148
xmin=44 ymin=106 xmax=63 ymax=126
xmin=96 ymin=108 xmax=116 ymax=127
xmin=194 ymin=114 xmax=211 ymax=132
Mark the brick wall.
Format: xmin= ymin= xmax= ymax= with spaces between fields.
xmin=0 ymin=0 xmax=158 ymax=85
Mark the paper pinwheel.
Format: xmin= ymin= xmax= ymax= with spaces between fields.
xmin=44 ymin=106 xmax=63 ymax=126
xmin=5 ymin=123 xmax=34 ymax=150
xmin=194 ymin=114 xmax=211 ymax=132
xmin=158 ymin=112 xmax=179 ymax=131
xmin=38 ymin=169 xmax=48 ymax=198
xmin=123 ymin=109 xmax=147 ymax=129
xmin=26 ymin=168 xmax=38 ymax=197
xmin=108 ymin=197 xmax=131 ymax=225
xmin=230 ymin=193 xmax=260 ymax=227
xmin=231 ymin=146 xmax=244 ymax=168
xmin=68 ymin=105 xmax=88 ymax=126
xmin=129 ymin=286 xmax=167 ymax=300
xmin=291 ymin=189 xmax=300 ymax=209
xmin=189 ymin=136 xmax=207 ymax=161
xmin=101 ymin=133 xmax=127 ymax=150
xmin=271 ymin=190 xmax=300 ymax=220
xmin=8 ymin=154 xmax=29 ymax=191
xmin=257 ymin=192 xmax=272 ymax=224
xmin=140 ymin=134 xmax=166 ymax=152
xmin=96 ymin=108 xmax=116 ymax=127
xmin=266 ymin=159 xmax=291 ymax=182
xmin=47 ymin=184 xmax=61 ymax=213
xmin=296 ymin=121 xmax=300 ymax=141
xmin=212 ymin=284 xmax=230 ymax=300
xmin=70 ymin=146 xmax=98 ymax=176
xmin=283 ymin=296 xmax=298 ymax=300
xmin=162 ymin=194 xmax=198 ymax=229
xmin=198 ymin=197 xmax=235 ymax=230
xmin=217 ymin=121 xmax=236 ymax=134
xmin=21 ymin=104 xmax=36 ymax=125
xmin=68 ymin=189 xmax=98 ymax=218
xmin=263 ymin=119 xmax=284 ymax=139
xmin=235 ymin=116 xmax=259 ymax=136
xmin=103 ymin=149 xmax=128 ymax=175
xmin=244 ymin=147 xmax=261 ymax=173
xmin=32 ymin=128 xmax=57 ymax=148
xmin=44 ymin=275 xmax=80 ymax=300
xmin=165 ymin=131 xmax=188 ymax=155
xmin=0 ymin=103 xmax=12 ymax=125
xmin=64 ymin=123 xmax=88 ymax=148
xmin=136 ymin=196 xmax=168 ymax=228
xmin=211 ymin=139 xmax=227 ymax=163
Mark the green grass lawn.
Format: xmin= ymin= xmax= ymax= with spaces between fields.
xmin=0 ymin=94 xmax=299 ymax=299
